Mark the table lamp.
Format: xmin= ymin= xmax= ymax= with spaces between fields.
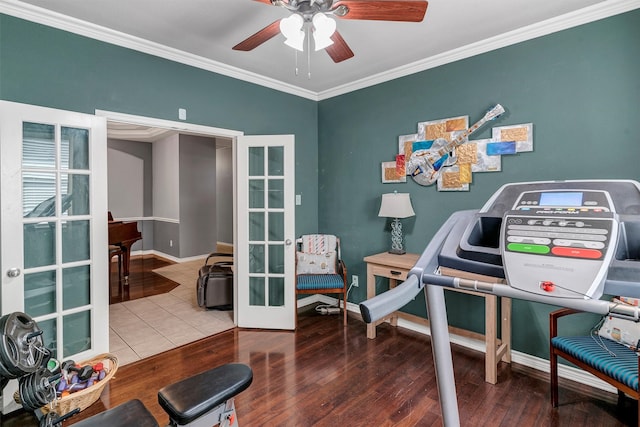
xmin=378 ymin=192 xmax=415 ymax=255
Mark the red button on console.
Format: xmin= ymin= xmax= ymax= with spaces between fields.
xmin=540 ymin=281 xmax=555 ymax=292
xmin=551 ymin=247 xmax=602 ymax=259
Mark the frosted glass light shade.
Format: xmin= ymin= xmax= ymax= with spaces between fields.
xmin=280 ymin=14 xmax=305 ymax=51
xmin=312 ymin=13 xmax=336 ymax=51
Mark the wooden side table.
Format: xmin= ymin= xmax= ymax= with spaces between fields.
xmin=363 ymin=252 xmax=511 ymax=384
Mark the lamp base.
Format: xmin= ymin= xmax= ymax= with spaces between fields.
xmin=388 ymin=249 xmax=406 ymax=255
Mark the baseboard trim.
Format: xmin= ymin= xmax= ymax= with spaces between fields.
xmin=129 ymin=249 xmax=208 ymax=263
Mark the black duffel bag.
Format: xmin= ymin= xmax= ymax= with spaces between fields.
xmin=196 ymin=252 xmax=233 ymax=310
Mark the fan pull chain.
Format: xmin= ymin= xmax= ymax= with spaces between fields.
xmin=307 ymin=25 xmax=311 ymax=79
xmin=294 ymin=49 xmax=299 ymax=76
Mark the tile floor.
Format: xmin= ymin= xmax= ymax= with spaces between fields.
xmin=109 ymin=258 xmax=234 ymax=365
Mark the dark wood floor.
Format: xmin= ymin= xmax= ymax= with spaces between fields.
xmin=3 ymin=308 xmax=636 ymax=426
xmin=109 ymin=256 xmax=179 ymax=304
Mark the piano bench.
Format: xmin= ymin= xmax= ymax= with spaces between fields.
xmin=158 ymin=363 xmax=253 ymax=426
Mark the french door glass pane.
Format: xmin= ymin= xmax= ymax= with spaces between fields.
xmin=24 ymin=222 xmax=56 ymax=268
xmin=269 ymin=277 xmax=284 ymax=307
xmin=249 ymin=180 xmax=265 ymax=209
xmin=61 ymin=174 xmax=90 ymax=216
xmin=268 ymin=146 xmax=284 ymax=176
xmin=24 ymin=270 xmax=56 ymax=317
xmin=61 ymin=127 xmax=89 ymax=170
xmin=249 ymin=244 xmax=265 ymax=273
xmin=38 ymin=318 xmax=57 ymax=359
xmin=268 ymin=244 xmax=284 ymax=274
xmin=63 ymin=311 xmax=91 ymax=357
xmin=63 ymin=265 xmax=91 ymax=310
xmin=268 ymin=179 xmax=284 ymax=209
xmin=23 ymin=122 xmax=55 ymax=168
xmin=23 ymin=172 xmax=56 ymax=218
xmin=268 ymin=212 xmax=284 ymax=241
xmin=249 ymin=212 xmax=264 ymax=241
xmin=249 ymin=147 xmax=264 ymax=176
xmin=62 ymin=220 xmax=90 ymax=263
xmin=249 ymin=277 xmax=265 ymax=306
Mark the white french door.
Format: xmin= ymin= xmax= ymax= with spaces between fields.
xmin=236 ymin=135 xmax=295 ymax=330
xmin=0 ymin=101 xmax=108 ymax=412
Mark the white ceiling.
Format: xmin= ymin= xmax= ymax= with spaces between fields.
xmin=3 ymin=0 xmax=638 ymax=100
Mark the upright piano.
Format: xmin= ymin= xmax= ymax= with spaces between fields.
xmin=108 ymin=212 xmax=142 ymax=284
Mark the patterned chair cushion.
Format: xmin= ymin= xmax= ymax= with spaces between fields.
xmin=301 ymin=234 xmax=337 ymax=254
xmin=552 ymin=335 xmax=638 ymax=391
xmin=296 ymin=251 xmax=337 ymax=274
xmin=296 ymin=274 xmax=344 ymax=290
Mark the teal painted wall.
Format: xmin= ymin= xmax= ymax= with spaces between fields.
xmin=0 ymin=14 xmax=319 ymax=235
xmin=2 ymin=9 xmax=639 ymax=361
xmin=318 ymin=9 xmax=640 ymax=358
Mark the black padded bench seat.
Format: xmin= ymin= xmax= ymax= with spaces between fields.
xmin=158 ymin=363 xmax=253 ymax=425
xmin=71 ymin=399 xmax=158 ymax=427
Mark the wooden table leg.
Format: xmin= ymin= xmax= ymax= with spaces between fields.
xmin=389 ymin=278 xmax=399 ymax=327
xmin=501 ymin=297 xmax=512 ymax=363
xmin=485 ymin=294 xmax=498 ymax=384
xmin=366 ymin=264 xmax=376 ymax=339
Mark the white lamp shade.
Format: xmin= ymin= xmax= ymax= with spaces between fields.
xmin=280 ymin=14 xmax=305 ymax=51
xmin=378 ymin=193 xmax=415 ymax=219
xmin=312 ymin=13 xmax=336 ymax=51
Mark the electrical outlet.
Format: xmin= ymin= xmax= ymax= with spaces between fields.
xmin=352 ymin=275 xmax=359 ymax=287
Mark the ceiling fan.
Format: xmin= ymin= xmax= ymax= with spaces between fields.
xmin=233 ymin=0 xmax=429 ymax=63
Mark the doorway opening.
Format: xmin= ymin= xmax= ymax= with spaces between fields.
xmin=97 ymin=110 xmax=243 ymax=365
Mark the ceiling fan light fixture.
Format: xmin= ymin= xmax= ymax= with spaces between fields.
xmin=312 ymin=13 xmax=336 ymax=51
xmin=280 ymin=14 xmax=305 ymax=51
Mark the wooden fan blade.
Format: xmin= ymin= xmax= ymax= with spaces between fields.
xmin=233 ymin=20 xmax=281 ymax=51
xmin=325 ymin=30 xmax=354 ymax=63
xmin=252 ymin=0 xmax=289 ymax=4
xmin=333 ymin=0 xmax=428 ymax=22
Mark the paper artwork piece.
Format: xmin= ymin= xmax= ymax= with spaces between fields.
xmin=395 ymin=154 xmax=406 ymax=177
xmin=382 ymin=161 xmax=406 ymax=183
xmin=486 ymin=141 xmax=517 ymax=156
xmin=437 ymin=165 xmax=470 ymax=192
xmin=470 ymin=139 xmax=502 ymax=172
xmin=492 ymin=123 xmax=533 ymax=152
xmin=418 ymin=116 xmax=468 ymax=143
xmin=398 ymin=134 xmax=418 ymax=162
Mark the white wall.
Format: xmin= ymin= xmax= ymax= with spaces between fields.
xmin=107 ymin=148 xmax=144 ymax=218
xmin=216 ymin=145 xmax=233 ymax=243
xmin=152 ymin=133 xmax=180 ymax=221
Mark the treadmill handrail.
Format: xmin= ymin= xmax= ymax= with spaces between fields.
xmin=359 ymin=211 xmax=469 ymax=324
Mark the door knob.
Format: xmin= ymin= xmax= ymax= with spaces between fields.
xmin=285 ymin=239 xmax=292 ymax=246
xmin=6 ymin=268 xmax=21 ymax=278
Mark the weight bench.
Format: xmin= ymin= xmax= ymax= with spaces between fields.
xmin=71 ymin=363 xmax=253 ymax=427
xmin=550 ymin=308 xmax=640 ymax=423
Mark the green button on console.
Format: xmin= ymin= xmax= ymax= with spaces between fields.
xmin=507 ymin=243 xmax=550 ymax=254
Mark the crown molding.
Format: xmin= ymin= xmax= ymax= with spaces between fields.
xmin=0 ymin=0 xmax=319 ymax=101
xmin=317 ymin=0 xmax=640 ymax=100
xmin=2 ymin=0 xmax=639 ymax=101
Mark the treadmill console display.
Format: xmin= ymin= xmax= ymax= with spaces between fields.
xmin=501 ymin=189 xmax=618 ymax=299
xmin=514 ymin=190 xmax=611 ymax=213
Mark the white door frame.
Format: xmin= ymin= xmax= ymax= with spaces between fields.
xmin=95 ymin=110 xmax=244 ymax=325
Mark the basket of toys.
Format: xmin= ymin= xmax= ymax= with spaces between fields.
xmin=40 ymin=353 xmax=118 ymax=416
